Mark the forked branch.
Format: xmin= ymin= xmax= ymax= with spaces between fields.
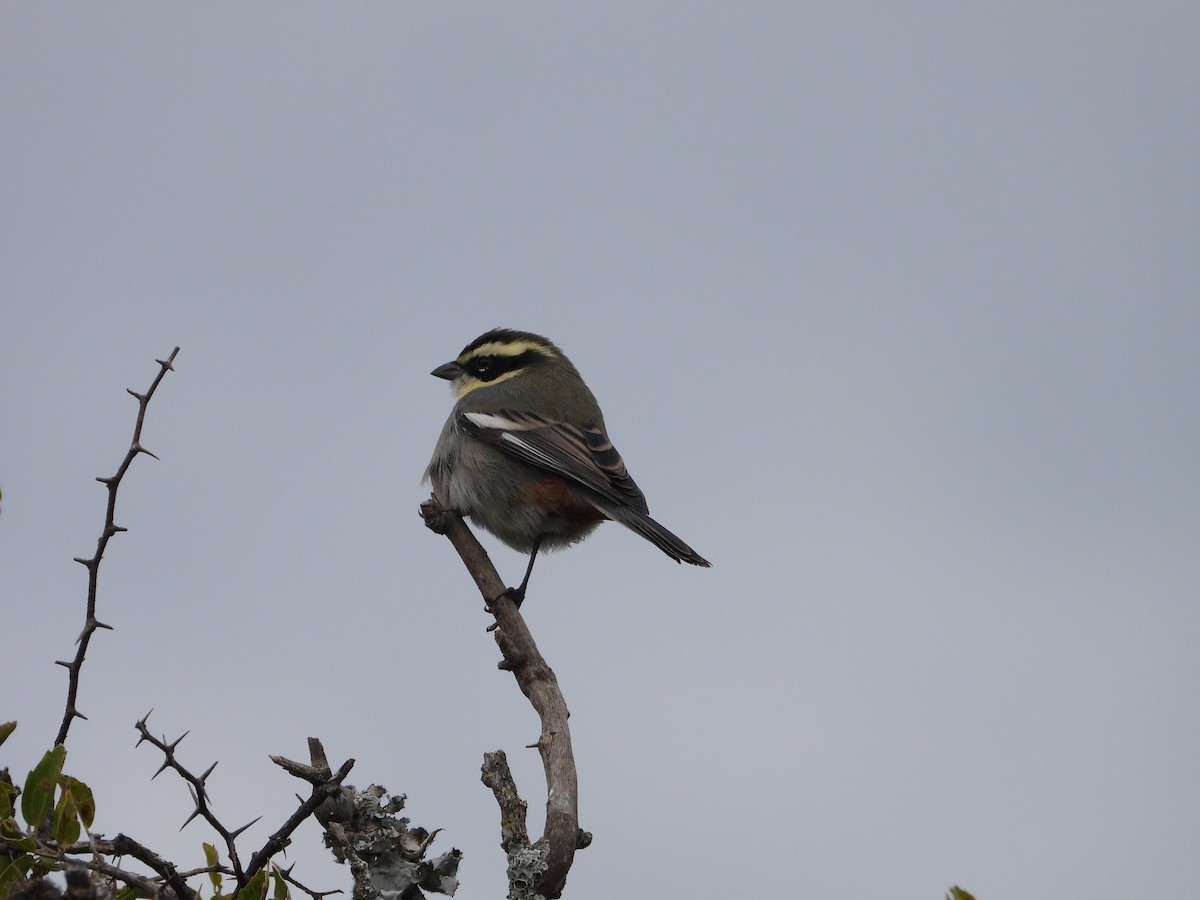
xmin=420 ymin=496 xmax=590 ymax=900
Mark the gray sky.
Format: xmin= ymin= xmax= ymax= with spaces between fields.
xmin=3 ymin=5 xmax=1198 ymax=898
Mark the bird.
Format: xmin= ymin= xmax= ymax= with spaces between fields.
xmin=425 ymin=328 xmax=710 ymax=604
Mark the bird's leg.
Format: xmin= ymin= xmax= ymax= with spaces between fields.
xmin=495 ymin=536 xmax=544 ymax=609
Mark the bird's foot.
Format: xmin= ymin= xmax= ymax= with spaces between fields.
xmin=419 ymin=496 xmax=460 ymax=534
xmin=491 ymin=585 xmax=526 ymax=609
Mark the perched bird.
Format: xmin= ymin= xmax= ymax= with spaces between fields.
xmin=426 ymin=328 xmax=710 ymax=603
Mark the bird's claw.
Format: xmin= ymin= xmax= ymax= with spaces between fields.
xmin=492 ymin=586 xmax=525 ymax=609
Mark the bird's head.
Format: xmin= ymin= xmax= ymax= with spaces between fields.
xmin=432 ymin=328 xmax=567 ymax=400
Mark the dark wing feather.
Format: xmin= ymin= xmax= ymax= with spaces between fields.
xmin=460 ymin=409 xmax=649 ymax=513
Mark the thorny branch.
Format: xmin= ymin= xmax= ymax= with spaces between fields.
xmin=55 ymin=348 xmax=180 ymax=748
xmin=40 ymin=732 xmax=355 ymax=900
xmin=254 ymin=742 xmax=355 ymax=880
xmin=134 ymin=711 xmax=263 ymax=885
xmin=46 ymin=833 xmax=205 ymax=900
xmin=420 ymin=495 xmax=590 ymax=900
xmin=8 ymin=350 xmax=457 ymax=900
xmin=273 ymin=739 xmax=459 ymax=900
xmin=21 ymin=350 xmax=357 ymax=900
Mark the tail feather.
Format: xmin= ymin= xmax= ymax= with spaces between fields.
xmin=605 ymin=505 xmax=711 ymax=567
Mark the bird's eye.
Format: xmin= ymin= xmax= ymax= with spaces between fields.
xmin=472 ymin=356 xmax=495 ymax=375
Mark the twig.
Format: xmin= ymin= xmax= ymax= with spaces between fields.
xmin=96 ymin=835 xmax=198 ymax=900
xmin=274 ymin=739 xmax=458 ymax=899
xmin=55 ymin=348 xmax=180 ymax=748
xmin=273 ymin=863 xmax=344 ymax=900
xmin=248 ymin=753 xmax=355 ymax=880
xmin=39 ymin=833 xmax=199 ymax=900
xmin=479 ymin=751 xmax=528 ymax=852
xmin=134 ymin=711 xmax=257 ymax=886
xmin=420 ymin=496 xmax=587 ymax=900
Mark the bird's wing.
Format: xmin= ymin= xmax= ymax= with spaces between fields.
xmin=460 ymin=409 xmax=650 ymax=513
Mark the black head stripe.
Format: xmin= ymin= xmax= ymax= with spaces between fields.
xmin=461 ymin=328 xmax=556 ymax=356
xmin=463 ymin=349 xmax=547 ymax=382
xmin=458 ymin=329 xmax=561 ymax=383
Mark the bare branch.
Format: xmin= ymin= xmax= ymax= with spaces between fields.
xmin=55 ymin=348 xmax=180 ymax=748
xmin=274 ymin=863 xmax=345 ymax=900
xmin=134 ymin=712 xmax=249 ymax=885
xmin=420 ymin=496 xmax=586 ymax=900
xmin=103 ymin=832 xmax=200 ymax=899
xmin=248 ymin=747 xmax=355 ymax=881
xmin=276 ymin=739 xmax=458 ymax=899
xmin=479 ymin=751 xmax=529 ymax=852
xmin=37 ymin=832 xmax=200 ymax=900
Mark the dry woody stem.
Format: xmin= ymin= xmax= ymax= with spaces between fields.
xmin=420 ymin=496 xmax=590 ymax=900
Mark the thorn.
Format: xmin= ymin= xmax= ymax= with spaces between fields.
xmin=75 ymin=711 xmax=89 ymax=722
xmin=94 ymin=619 xmax=114 ymax=631
xmin=56 ymin=659 xmax=71 ymax=668
xmin=134 ymin=444 xmax=160 ymax=460
xmin=96 ymin=476 xmax=115 ymax=486
xmin=156 ymin=357 xmax=174 ymax=371
xmin=73 ymin=557 xmax=95 ymax=567
xmin=200 ymin=761 xmax=219 ymax=783
xmin=153 ymin=760 xmax=171 ymax=779
xmin=168 ymin=731 xmax=190 ymax=751
xmin=108 ymin=525 xmax=128 ymax=535
xmin=136 ymin=709 xmax=154 ymax=728
xmin=498 ymin=660 xmax=513 ymax=671
xmin=127 ymin=389 xmax=146 ymax=402
xmin=180 ymin=807 xmax=203 ymax=830
xmin=231 ymin=816 xmax=263 ymax=838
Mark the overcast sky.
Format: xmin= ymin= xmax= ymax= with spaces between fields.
xmin=3 ymin=5 xmax=1198 ymax=899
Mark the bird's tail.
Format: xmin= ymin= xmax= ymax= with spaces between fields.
xmin=605 ymin=504 xmax=711 ymax=567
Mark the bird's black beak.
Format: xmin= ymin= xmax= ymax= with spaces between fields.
xmin=431 ymin=361 xmax=464 ymax=380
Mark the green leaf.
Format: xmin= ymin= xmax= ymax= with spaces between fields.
xmin=0 ymin=722 xmax=16 ymax=748
xmin=53 ymin=788 xmax=81 ymax=846
xmin=0 ymin=816 xmax=37 ymax=851
xmin=60 ymin=777 xmax=95 ymax=830
xmin=270 ymin=865 xmax=289 ymax=900
xmin=947 ymin=889 xmax=977 ymax=900
xmin=114 ymin=887 xmax=155 ymax=900
xmin=235 ymin=868 xmax=268 ymax=900
xmin=0 ymin=781 xmax=16 ymax=819
xmin=21 ymin=745 xmax=66 ymax=829
xmin=204 ymin=843 xmax=223 ymax=894
xmin=0 ymin=852 xmax=35 ymax=894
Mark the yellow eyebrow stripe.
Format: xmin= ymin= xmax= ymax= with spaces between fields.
xmin=457 ymin=339 xmax=556 ymax=363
